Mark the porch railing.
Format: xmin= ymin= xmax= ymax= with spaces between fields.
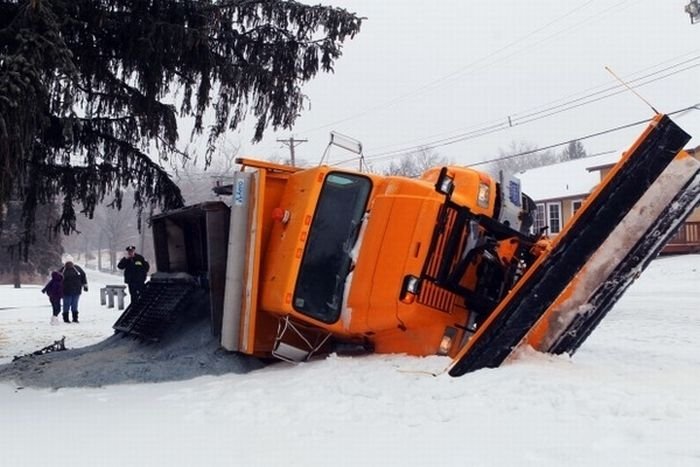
xmin=662 ymin=221 xmax=700 ymax=254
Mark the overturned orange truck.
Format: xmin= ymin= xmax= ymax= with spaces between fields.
xmin=115 ymin=114 xmax=700 ymax=375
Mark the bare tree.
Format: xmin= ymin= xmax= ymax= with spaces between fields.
xmin=384 ymin=147 xmax=451 ymax=178
xmin=99 ymin=207 xmax=140 ymax=271
xmin=173 ymin=139 xmax=242 ymax=204
xmin=63 ymin=192 xmax=140 ymax=271
xmin=485 ymin=141 xmax=559 ymax=176
xmin=267 ymin=153 xmax=312 ymax=168
xmin=63 ymin=139 xmax=243 ymax=271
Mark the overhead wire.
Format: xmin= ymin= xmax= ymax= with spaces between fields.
xmin=296 ymin=0 xmax=609 ymax=136
xmin=364 ymin=48 xmax=700 ymax=155
xmin=405 ymin=0 xmax=634 ymax=108
xmin=337 ymin=59 xmax=700 ymax=165
xmin=304 ymin=1 xmax=694 ymax=165
xmin=271 ymin=2 xmax=697 ymax=173
xmin=510 ymin=56 xmax=700 ymax=122
xmin=328 ymin=103 xmax=700 ymax=170
xmin=468 ymin=104 xmax=700 ymax=168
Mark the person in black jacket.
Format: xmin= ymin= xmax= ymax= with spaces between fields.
xmin=117 ymin=245 xmax=150 ymax=301
xmin=59 ymin=261 xmax=88 ymax=323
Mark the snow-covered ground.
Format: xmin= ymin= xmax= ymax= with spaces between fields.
xmin=1 ymin=256 xmax=699 ymax=466
xmin=0 ymin=269 xmax=126 ymax=362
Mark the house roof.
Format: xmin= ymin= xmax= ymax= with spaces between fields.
xmin=517 ymin=152 xmax=621 ymax=202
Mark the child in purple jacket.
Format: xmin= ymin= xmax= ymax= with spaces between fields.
xmin=42 ymin=271 xmax=64 ymax=325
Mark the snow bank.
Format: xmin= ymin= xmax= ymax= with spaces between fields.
xmin=0 ymin=256 xmax=698 ymax=466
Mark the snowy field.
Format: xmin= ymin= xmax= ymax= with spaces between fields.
xmin=1 ymin=255 xmax=699 ymax=466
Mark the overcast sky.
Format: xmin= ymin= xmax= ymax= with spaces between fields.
xmin=228 ymin=1 xmax=700 ymax=171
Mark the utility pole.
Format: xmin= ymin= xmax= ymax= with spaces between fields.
xmin=277 ymin=136 xmax=307 ymax=166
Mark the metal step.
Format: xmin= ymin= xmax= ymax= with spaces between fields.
xmin=113 ymin=276 xmax=200 ymax=341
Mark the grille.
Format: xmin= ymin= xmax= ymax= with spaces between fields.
xmin=417 ymin=281 xmax=455 ymax=313
xmin=418 ymin=206 xmax=464 ymax=312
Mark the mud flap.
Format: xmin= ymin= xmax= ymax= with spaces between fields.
xmin=448 ymin=114 xmax=691 ymax=376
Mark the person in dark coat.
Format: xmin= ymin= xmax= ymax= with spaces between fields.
xmin=59 ymin=261 xmax=88 ymax=323
xmin=117 ymin=245 xmax=150 ymax=301
xmin=41 ymin=271 xmax=64 ymax=325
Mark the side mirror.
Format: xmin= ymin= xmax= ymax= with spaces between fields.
xmin=399 ymin=275 xmax=422 ymax=304
xmin=435 ymin=167 xmax=455 ymax=197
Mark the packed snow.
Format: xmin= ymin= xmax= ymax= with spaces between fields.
xmin=1 ymin=256 xmax=699 ymax=466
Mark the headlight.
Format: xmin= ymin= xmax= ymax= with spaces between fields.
xmin=438 ymin=327 xmax=457 ymax=355
xmin=477 ymin=182 xmax=490 ymax=208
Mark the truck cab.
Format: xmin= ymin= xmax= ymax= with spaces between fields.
xmin=231 ymin=159 xmax=538 ymax=360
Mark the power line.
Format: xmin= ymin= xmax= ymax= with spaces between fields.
xmin=472 ymin=104 xmax=700 ymax=166
xmin=470 ymin=105 xmax=700 ymax=168
xmin=510 ymin=58 xmax=700 ymax=123
xmin=352 ymin=51 xmax=700 ymax=159
xmin=351 ymin=61 xmax=700 ymax=164
xmin=407 ymin=0 xmax=634 ymax=110
xmin=330 ymin=104 xmax=700 ymax=170
xmin=296 ymin=0 xmax=613 ymax=136
xmin=508 ymin=49 xmax=700 ymax=122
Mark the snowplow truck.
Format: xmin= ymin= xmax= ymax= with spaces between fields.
xmin=114 ymin=114 xmax=700 ymax=376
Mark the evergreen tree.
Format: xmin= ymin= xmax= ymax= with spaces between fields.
xmin=0 ymin=0 xmax=362 ymax=247
xmin=561 ymin=140 xmax=587 ymax=160
xmin=0 ymin=200 xmax=63 ymax=286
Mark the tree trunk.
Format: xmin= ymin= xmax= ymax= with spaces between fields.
xmin=13 ymin=259 xmax=21 ymax=288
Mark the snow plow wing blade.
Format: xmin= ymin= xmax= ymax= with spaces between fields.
xmin=449 ymin=114 xmax=692 ymax=376
xmin=538 ymin=151 xmax=700 ymax=356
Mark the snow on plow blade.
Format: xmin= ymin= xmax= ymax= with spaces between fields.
xmin=540 ymin=152 xmax=700 ymax=356
xmin=449 ymin=114 xmax=692 ymax=376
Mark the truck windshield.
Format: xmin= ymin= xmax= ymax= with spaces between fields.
xmin=294 ymin=172 xmax=371 ymax=323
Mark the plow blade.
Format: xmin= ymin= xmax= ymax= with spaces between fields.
xmin=543 ymin=153 xmax=700 ymax=355
xmin=449 ymin=114 xmax=691 ymax=376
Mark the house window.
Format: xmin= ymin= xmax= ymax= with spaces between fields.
xmin=533 ymin=202 xmax=563 ymax=235
xmin=534 ymin=203 xmax=546 ymax=234
xmin=547 ymin=202 xmax=562 ymax=234
xmin=572 ymin=200 xmax=583 ymax=216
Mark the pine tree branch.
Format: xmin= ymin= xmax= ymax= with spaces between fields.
xmin=1 ymin=0 xmax=362 ymax=251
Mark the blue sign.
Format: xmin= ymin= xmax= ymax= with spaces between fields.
xmin=508 ymin=180 xmax=521 ymax=207
xmin=234 ymin=178 xmax=246 ymax=206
